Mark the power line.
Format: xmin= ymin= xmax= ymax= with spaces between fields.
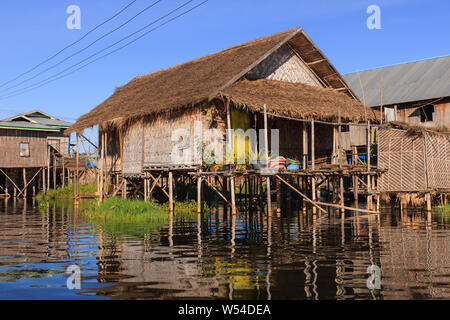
xmin=0 ymin=0 xmax=207 ymax=100
xmin=0 ymin=0 xmax=138 ymax=90
xmin=0 ymin=0 xmax=164 ymax=94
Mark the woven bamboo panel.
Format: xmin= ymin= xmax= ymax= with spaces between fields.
xmin=378 ymin=128 xmax=426 ymax=192
xmin=123 ymin=123 xmax=143 ymax=174
xmin=379 ymin=128 xmax=450 ymax=192
xmin=143 ymin=108 xmax=204 ymax=167
xmin=424 ymin=132 xmax=450 ymax=189
xmin=246 ymin=45 xmax=320 ymax=86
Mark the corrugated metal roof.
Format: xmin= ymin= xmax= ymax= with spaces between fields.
xmin=0 ymin=110 xmax=72 ymax=132
xmin=29 ymin=117 xmax=71 ymax=127
xmin=343 ymin=55 xmax=450 ymax=107
xmin=0 ymin=121 xmax=61 ymax=131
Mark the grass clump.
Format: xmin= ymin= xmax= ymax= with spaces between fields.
xmin=84 ymin=197 xmax=170 ymax=223
xmin=36 ymin=183 xmax=97 ymax=201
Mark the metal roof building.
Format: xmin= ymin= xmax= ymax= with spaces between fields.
xmin=343 ymin=55 xmax=450 ymax=107
xmin=0 ymin=110 xmax=72 ymax=132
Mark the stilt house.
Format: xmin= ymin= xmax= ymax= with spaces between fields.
xmin=68 ymin=27 xmax=377 ymax=175
xmin=0 ymin=110 xmax=72 ymax=197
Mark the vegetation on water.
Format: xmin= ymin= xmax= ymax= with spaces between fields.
xmin=84 ymin=197 xmax=206 ymax=222
xmin=36 ymin=183 xmax=97 ymax=201
xmin=85 ymin=197 xmax=169 ymax=223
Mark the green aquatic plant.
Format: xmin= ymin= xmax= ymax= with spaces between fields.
xmin=36 ymin=183 xmax=97 ymax=201
xmin=84 ymin=197 xmax=169 ymax=223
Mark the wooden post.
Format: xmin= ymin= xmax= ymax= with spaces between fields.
xmin=332 ymin=125 xmax=337 ymax=165
xmin=47 ymin=145 xmax=50 ymax=191
xmin=311 ymin=118 xmax=316 ymax=203
xmin=53 ymin=157 xmax=56 ymax=190
xmin=367 ymin=121 xmax=372 ymax=209
xmin=338 ymin=108 xmax=344 ymax=214
xmin=99 ymin=131 xmax=104 ymax=201
xmin=23 ymin=168 xmax=27 ymax=199
xmin=122 ymin=179 xmax=127 ymax=199
xmin=303 ymin=121 xmax=308 ymax=212
xmin=353 ymin=146 xmax=358 ymax=206
xmin=231 ymin=177 xmax=236 ymax=215
xmin=264 ymin=104 xmax=271 ymax=214
xmin=144 ymin=176 xmax=148 ymax=202
xmin=42 ymin=168 xmax=46 ymax=193
xmin=226 ymin=98 xmax=237 ymax=215
xmin=169 ymin=171 xmax=174 ymax=213
xmin=303 ymin=122 xmax=308 ymax=169
xmin=425 ymin=193 xmax=432 ymax=211
xmin=62 ymin=159 xmax=65 ymax=188
xmin=75 ymin=133 xmax=80 ymax=200
xmin=104 ymin=131 xmax=108 ymax=195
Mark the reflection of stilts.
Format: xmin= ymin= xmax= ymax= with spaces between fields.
xmin=304 ymin=257 xmax=312 ymax=299
xmin=169 ymin=213 xmax=174 ymax=247
xmin=425 ymin=215 xmax=435 ymax=298
xmin=197 ymin=212 xmax=201 ymax=259
xmin=266 ymin=209 xmax=272 ymax=300
xmin=228 ymin=212 xmax=236 ymax=300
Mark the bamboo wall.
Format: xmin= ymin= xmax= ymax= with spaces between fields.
xmin=122 ymin=122 xmax=144 ymax=175
xmin=115 ymin=99 xmax=342 ymax=175
xmin=378 ymin=128 xmax=450 ymax=192
xmin=143 ymin=108 xmax=204 ymax=169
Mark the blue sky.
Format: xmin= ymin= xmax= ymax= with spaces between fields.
xmin=0 ymin=0 xmax=448 ymax=137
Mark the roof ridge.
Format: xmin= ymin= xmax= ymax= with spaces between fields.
xmin=131 ymin=28 xmax=301 ymax=83
xmin=344 ymin=54 xmax=450 ymax=75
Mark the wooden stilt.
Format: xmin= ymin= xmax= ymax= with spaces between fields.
xmin=99 ymin=132 xmax=104 ymax=201
xmin=231 ymin=177 xmax=236 ymax=215
xmin=263 ymin=104 xmax=272 ymax=214
xmin=47 ymin=146 xmax=50 ymax=191
xmin=53 ymin=157 xmax=56 ymax=190
xmin=42 ymin=168 xmax=46 ymax=193
xmin=426 ymin=192 xmax=432 ymax=211
xmin=366 ymin=121 xmax=372 ymax=210
xmin=337 ymin=108 xmax=344 ymax=215
xmin=311 ymin=118 xmax=316 ymax=214
xmin=122 ymin=179 xmax=127 ymax=199
xmin=75 ymin=133 xmax=80 ymax=200
xmin=62 ymin=159 xmax=65 ymax=188
xmin=23 ymin=168 xmax=27 ymax=199
xmin=104 ymin=132 xmax=108 ymax=196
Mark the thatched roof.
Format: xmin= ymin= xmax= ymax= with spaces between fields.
xmin=68 ymin=27 xmax=362 ymax=133
xmin=222 ymin=79 xmax=378 ymax=122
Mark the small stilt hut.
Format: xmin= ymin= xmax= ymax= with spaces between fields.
xmin=67 ymin=27 xmax=380 ymax=213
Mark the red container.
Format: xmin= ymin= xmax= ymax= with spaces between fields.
xmin=268 ymin=157 xmax=286 ymax=169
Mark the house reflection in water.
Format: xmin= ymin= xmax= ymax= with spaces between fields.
xmin=0 ymin=199 xmax=448 ymax=300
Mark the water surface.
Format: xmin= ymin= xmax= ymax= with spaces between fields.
xmin=0 ymin=199 xmax=449 ymax=300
